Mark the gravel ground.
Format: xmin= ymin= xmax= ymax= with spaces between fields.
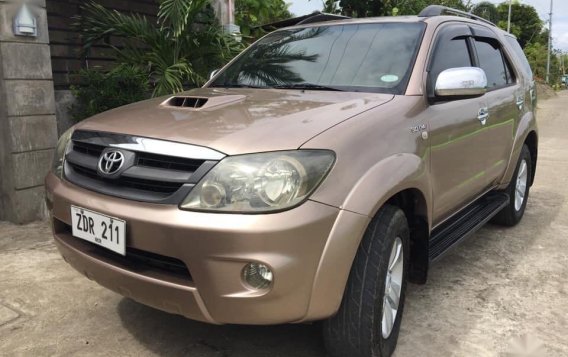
xmin=1 ymin=92 xmax=567 ymax=357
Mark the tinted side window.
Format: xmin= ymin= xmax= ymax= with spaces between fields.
xmin=430 ymin=37 xmax=472 ymax=83
xmin=505 ymin=36 xmax=533 ymax=80
xmin=474 ymin=39 xmax=509 ymax=89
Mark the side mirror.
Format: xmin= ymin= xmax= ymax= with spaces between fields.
xmin=209 ymin=69 xmax=220 ymax=80
xmin=435 ymin=67 xmax=487 ymax=98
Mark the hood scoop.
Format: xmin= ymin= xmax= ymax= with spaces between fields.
xmin=161 ymin=94 xmax=246 ymax=110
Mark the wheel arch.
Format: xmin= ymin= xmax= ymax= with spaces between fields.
xmin=501 ymin=111 xmax=538 ymax=187
xmin=385 ymin=189 xmax=430 ymax=284
xmin=302 ymin=185 xmax=431 ymax=322
xmin=524 ymin=130 xmax=538 ymax=186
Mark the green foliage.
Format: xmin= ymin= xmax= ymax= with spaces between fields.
xmin=70 ymin=66 xmax=149 ymax=122
xmin=471 ymin=1 xmax=500 ymax=24
xmin=467 ymin=1 xmax=563 ymax=84
xmin=158 ymin=0 xmax=209 ymax=36
xmin=236 ymin=0 xmax=292 ymax=37
xmin=524 ymin=42 xmax=548 ymax=79
xmin=75 ymin=0 xmax=244 ymax=97
xmin=322 ymin=0 xmax=341 ymax=14
xmin=523 ymin=44 xmax=564 ymax=85
xmin=336 ymin=0 xmax=472 ymax=17
xmin=496 ymin=3 xmax=543 ymax=48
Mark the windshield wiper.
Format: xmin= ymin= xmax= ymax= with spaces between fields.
xmin=273 ymin=83 xmax=344 ymax=91
xmin=210 ymin=83 xmax=267 ymax=89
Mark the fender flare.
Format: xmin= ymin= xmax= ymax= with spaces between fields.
xmin=342 ymin=153 xmax=431 ymax=224
xmin=302 ymin=153 xmax=431 ymax=321
xmin=500 ymin=111 xmax=537 ymax=187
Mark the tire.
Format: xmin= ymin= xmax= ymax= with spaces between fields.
xmin=492 ymin=145 xmax=532 ymax=226
xmin=323 ymin=205 xmax=409 ymax=357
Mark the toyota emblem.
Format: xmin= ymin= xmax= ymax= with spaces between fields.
xmin=98 ymin=150 xmax=125 ymax=175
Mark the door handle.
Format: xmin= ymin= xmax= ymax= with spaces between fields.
xmin=516 ymin=95 xmax=525 ymax=110
xmin=478 ymin=107 xmax=489 ymax=125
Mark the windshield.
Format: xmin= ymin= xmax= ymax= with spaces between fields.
xmin=210 ymin=22 xmax=425 ymax=94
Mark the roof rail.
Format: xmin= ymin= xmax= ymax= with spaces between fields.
xmin=254 ymin=12 xmax=350 ymax=31
xmin=297 ymin=13 xmax=350 ymax=25
xmin=418 ymin=5 xmax=497 ymax=27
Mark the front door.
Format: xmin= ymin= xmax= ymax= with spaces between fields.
xmin=426 ymin=23 xmax=493 ymax=225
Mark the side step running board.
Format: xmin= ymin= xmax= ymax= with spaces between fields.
xmin=429 ymin=192 xmax=509 ymax=262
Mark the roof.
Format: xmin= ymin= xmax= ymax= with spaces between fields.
xmin=254 ymin=12 xmax=350 ymax=31
xmin=255 ymin=6 xmax=504 ymax=33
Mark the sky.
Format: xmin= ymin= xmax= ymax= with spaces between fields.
xmin=288 ymin=0 xmax=568 ymax=51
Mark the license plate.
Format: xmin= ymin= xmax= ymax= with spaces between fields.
xmin=71 ymin=206 xmax=126 ymax=255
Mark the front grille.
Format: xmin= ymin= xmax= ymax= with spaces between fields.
xmin=136 ymin=152 xmax=203 ymax=172
xmin=63 ymin=132 xmax=218 ymax=204
xmin=95 ymin=244 xmax=192 ymax=282
xmin=73 ymin=141 xmax=104 ymax=157
xmin=72 ymin=141 xmax=203 ymax=172
xmin=69 ymin=163 xmax=182 ymax=195
xmin=56 ymin=220 xmax=192 ymax=282
xmin=127 ymin=248 xmax=190 ymax=278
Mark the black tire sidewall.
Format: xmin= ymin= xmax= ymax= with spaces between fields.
xmin=373 ymin=214 xmax=410 ymax=357
xmin=510 ymin=146 xmax=532 ymax=222
xmin=323 ymin=206 xmax=410 ymax=357
xmin=493 ymin=145 xmax=532 ymax=226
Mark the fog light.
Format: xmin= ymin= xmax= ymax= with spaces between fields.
xmin=242 ymin=263 xmax=273 ymax=290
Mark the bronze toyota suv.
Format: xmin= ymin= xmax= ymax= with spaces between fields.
xmin=46 ymin=5 xmax=537 ymax=357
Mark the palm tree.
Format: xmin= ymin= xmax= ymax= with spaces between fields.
xmin=75 ymin=0 xmax=243 ymax=97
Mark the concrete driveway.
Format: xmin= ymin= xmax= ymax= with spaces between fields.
xmin=1 ymin=92 xmax=567 ymax=356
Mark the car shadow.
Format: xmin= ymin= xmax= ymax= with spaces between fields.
xmin=117 ymin=298 xmax=327 ymax=357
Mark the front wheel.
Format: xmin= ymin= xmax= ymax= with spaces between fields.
xmin=492 ymin=145 xmax=532 ymax=226
xmin=323 ymin=205 xmax=409 ymax=357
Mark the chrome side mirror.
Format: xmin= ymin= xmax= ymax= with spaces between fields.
xmin=209 ymin=69 xmax=220 ymax=80
xmin=435 ymin=67 xmax=487 ymax=97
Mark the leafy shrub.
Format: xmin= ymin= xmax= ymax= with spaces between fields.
xmin=70 ymin=66 xmax=149 ymax=122
xmin=75 ymin=1 xmax=243 ymax=97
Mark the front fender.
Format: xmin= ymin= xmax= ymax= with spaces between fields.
xmin=301 ymin=153 xmax=431 ymax=321
xmin=341 ymin=153 xmax=431 ymax=225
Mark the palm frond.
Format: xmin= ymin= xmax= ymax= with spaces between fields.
xmin=158 ymin=0 xmax=210 ymax=36
xmin=75 ymin=2 xmax=163 ymax=51
xmin=75 ymin=0 xmax=242 ymax=97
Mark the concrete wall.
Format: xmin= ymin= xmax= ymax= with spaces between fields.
xmin=0 ymin=0 xmax=58 ymax=223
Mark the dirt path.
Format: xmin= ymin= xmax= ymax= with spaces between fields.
xmin=1 ymin=92 xmax=567 ymax=356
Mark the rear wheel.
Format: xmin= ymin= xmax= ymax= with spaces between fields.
xmin=492 ymin=145 xmax=532 ymax=226
xmin=323 ymin=205 xmax=409 ymax=357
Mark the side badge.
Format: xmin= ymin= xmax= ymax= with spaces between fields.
xmin=410 ymin=124 xmax=427 ymax=133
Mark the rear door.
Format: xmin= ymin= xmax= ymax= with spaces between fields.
xmin=469 ymin=26 xmax=518 ymax=185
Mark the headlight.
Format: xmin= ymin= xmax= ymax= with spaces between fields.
xmin=180 ymin=150 xmax=335 ymax=213
xmin=52 ymin=127 xmax=74 ymax=178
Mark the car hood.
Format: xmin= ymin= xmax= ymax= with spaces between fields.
xmin=76 ymin=87 xmax=394 ymax=155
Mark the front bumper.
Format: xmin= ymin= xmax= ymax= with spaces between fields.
xmin=46 ymin=173 xmax=369 ymax=324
